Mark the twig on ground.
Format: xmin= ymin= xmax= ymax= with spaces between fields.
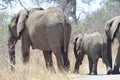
xmin=4 ymin=56 xmax=15 ymax=68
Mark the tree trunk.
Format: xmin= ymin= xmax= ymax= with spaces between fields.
xmin=30 ymin=0 xmax=77 ymax=23
xmin=62 ymin=0 xmax=77 ymax=23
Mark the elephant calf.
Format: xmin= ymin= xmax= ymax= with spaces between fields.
xmin=73 ymin=32 xmax=112 ymax=75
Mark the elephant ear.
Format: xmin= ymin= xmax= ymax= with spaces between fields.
xmin=8 ymin=13 xmax=19 ymax=38
xmin=9 ymin=14 xmax=19 ymax=25
xmin=73 ymin=34 xmax=84 ymax=59
xmin=109 ymin=16 xmax=120 ymax=40
xmin=73 ymin=34 xmax=83 ymax=45
xmin=75 ymin=34 xmax=83 ymax=50
xmin=73 ymin=35 xmax=78 ymax=44
xmin=16 ymin=9 xmax=28 ymax=38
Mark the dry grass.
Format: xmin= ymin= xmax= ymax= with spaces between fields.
xmin=0 ymin=40 xmax=118 ymax=80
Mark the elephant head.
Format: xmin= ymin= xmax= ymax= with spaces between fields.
xmin=73 ymin=34 xmax=84 ymax=59
xmin=8 ymin=9 xmax=28 ymax=70
xmin=8 ymin=9 xmax=28 ymax=45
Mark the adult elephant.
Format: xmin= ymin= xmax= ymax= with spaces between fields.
xmin=105 ymin=16 xmax=120 ymax=74
xmin=73 ymin=32 xmax=112 ymax=75
xmin=8 ymin=7 xmax=71 ymax=72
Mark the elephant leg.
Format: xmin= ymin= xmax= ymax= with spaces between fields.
xmin=113 ymin=30 xmax=120 ymax=74
xmin=53 ymin=49 xmax=64 ymax=71
xmin=73 ymin=52 xmax=85 ymax=73
xmin=91 ymin=58 xmax=98 ymax=75
xmin=48 ymin=47 xmax=64 ymax=71
xmin=73 ymin=58 xmax=80 ymax=73
xmin=9 ymin=45 xmax=15 ymax=71
xmin=103 ymin=59 xmax=112 ymax=74
xmin=88 ymin=56 xmax=93 ymax=75
xmin=101 ymin=51 xmax=112 ymax=74
xmin=61 ymin=46 xmax=70 ymax=71
xmin=21 ymin=31 xmax=31 ymax=64
xmin=113 ymin=46 xmax=120 ymax=74
xmin=43 ymin=51 xmax=55 ymax=72
xmin=22 ymin=41 xmax=30 ymax=64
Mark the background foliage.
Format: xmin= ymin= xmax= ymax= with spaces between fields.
xmin=1 ymin=0 xmax=120 ymax=41
xmin=0 ymin=0 xmax=120 ymax=79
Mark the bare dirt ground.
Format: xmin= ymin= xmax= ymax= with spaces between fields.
xmin=0 ymin=38 xmax=120 ymax=80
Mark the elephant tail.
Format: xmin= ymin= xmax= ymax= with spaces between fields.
xmin=73 ymin=36 xmax=78 ymax=59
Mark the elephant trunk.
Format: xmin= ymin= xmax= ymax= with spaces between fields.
xmin=8 ymin=34 xmax=16 ymax=71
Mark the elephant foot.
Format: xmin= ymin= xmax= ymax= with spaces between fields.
xmin=23 ymin=57 xmax=29 ymax=65
xmin=112 ymin=66 xmax=120 ymax=74
xmin=91 ymin=72 xmax=97 ymax=75
xmin=88 ymin=72 xmax=92 ymax=75
xmin=50 ymin=69 xmax=56 ymax=73
xmin=57 ymin=66 xmax=65 ymax=73
xmin=107 ymin=69 xmax=112 ymax=75
xmin=47 ymin=66 xmax=56 ymax=73
xmin=64 ymin=67 xmax=69 ymax=72
xmin=107 ymin=67 xmax=112 ymax=75
xmin=11 ymin=66 xmax=15 ymax=72
xmin=112 ymin=69 xmax=120 ymax=74
xmin=73 ymin=69 xmax=79 ymax=74
xmin=63 ymin=62 xmax=70 ymax=72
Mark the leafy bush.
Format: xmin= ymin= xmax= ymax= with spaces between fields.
xmin=0 ymin=11 xmax=9 ymax=39
xmin=71 ymin=1 xmax=120 ymax=41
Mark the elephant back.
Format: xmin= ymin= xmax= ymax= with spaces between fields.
xmin=105 ymin=16 xmax=120 ymax=41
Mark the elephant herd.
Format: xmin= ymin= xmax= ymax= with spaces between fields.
xmin=7 ymin=7 xmax=120 ymax=75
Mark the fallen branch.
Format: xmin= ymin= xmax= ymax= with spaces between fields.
xmin=18 ymin=0 xmax=28 ymax=11
xmin=4 ymin=57 xmax=16 ymax=68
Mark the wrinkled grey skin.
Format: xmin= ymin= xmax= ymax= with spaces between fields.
xmin=105 ymin=16 xmax=120 ymax=74
xmin=73 ymin=32 xmax=112 ymax=75
xmin=8 ymin=7 xmax=71 ymax=72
